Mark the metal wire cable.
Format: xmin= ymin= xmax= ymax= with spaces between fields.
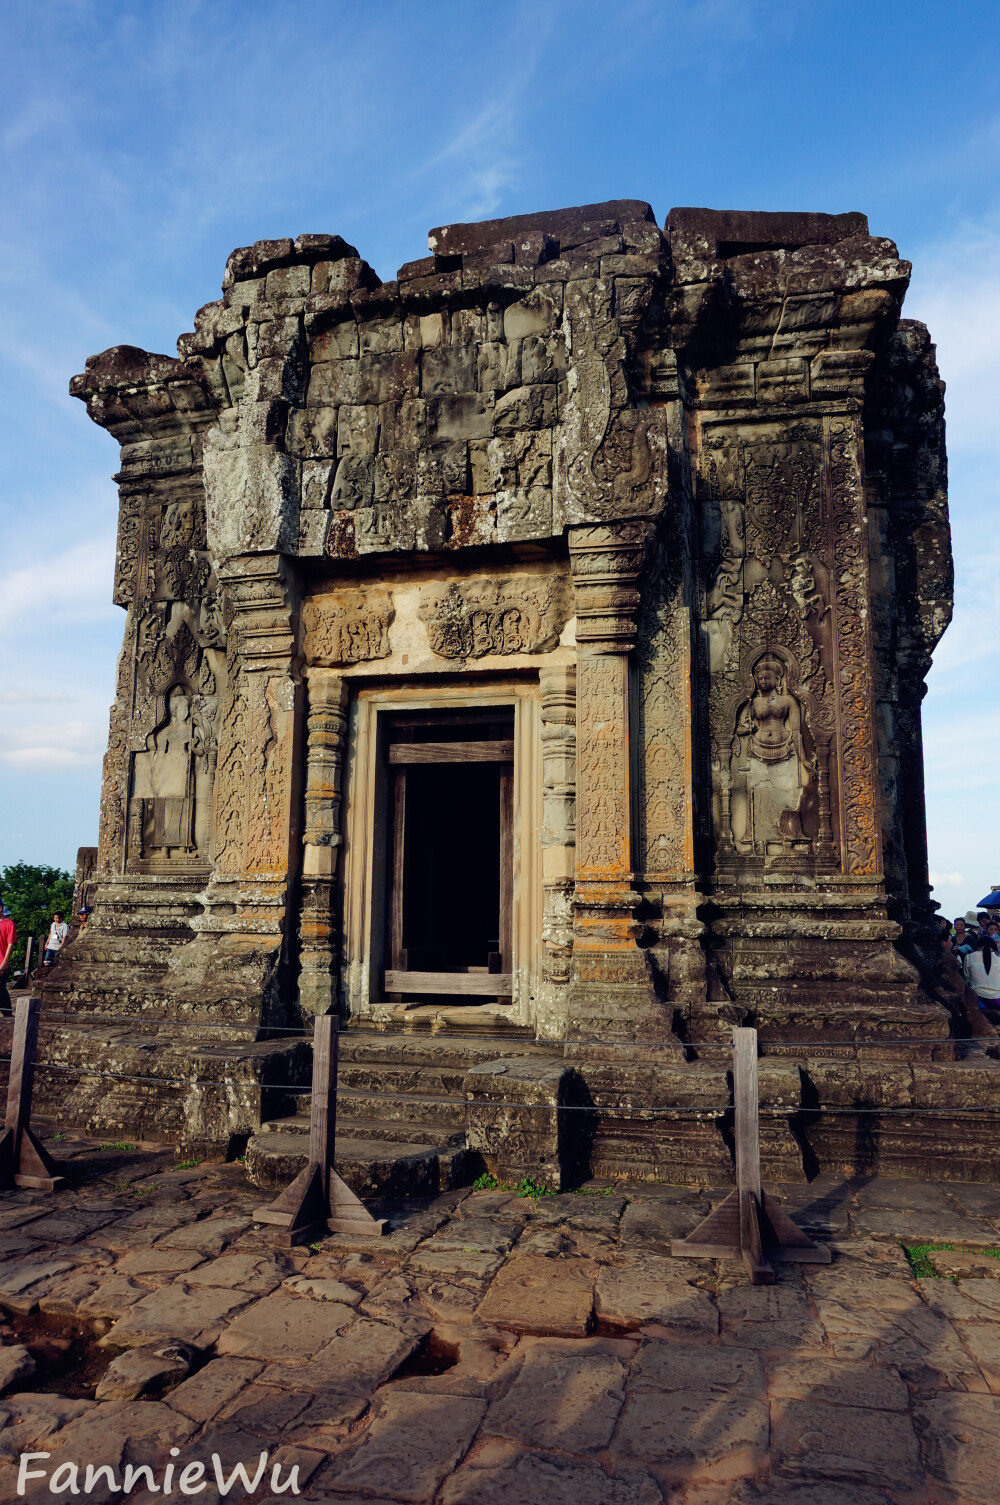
xmin=4 ymin=1011 xmax=972 ymax=1051
xmin=5 ymin=1056 xmax=1000 ymax=1117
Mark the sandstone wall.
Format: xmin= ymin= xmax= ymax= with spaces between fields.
xmin=50 ymin=199 xmax=952 ymax=1049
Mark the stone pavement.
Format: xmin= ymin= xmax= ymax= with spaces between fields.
xmin=2 ymin=1131 xmax=1000 ymax=1502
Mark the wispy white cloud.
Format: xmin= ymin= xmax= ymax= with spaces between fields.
xmin=0 ymin=690 xmax=76 ymax=704
xmin=908 ymin=210 xmax=1000 ymax=911
xmin=0 ymin=533 xmax=116 ymax=633
xmin=0 ymin=718 xmax=104 ymax=769
xmin=906 ymin=216 xmax=1000 ymax=459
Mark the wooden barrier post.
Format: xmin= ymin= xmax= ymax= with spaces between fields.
xmin=254 ymin=1015 xmax=388 ymax=1247
xmin=0 ymin=997 xmax=64 ymax=1191
xmin=671 ymin=1025 xmax=830 ymax=1284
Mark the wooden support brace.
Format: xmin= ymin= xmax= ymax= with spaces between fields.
xmin=671 ymin=1025 xmax=830 ymax=1284
xmin=0 ymin=997 xmax=64 ymax=1192
xmin=254 ymin=1015 xmax=388 ymax=1247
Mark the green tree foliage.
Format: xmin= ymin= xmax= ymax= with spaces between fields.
xmin=0 ymin=862 xmax=76 ymax=970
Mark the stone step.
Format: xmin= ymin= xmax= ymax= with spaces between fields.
xmin=325 ymin=1086 xmax=467 ymax=1130
xmin=337 ymin=1062 xmax=468 ymax=1096
xmin=336 ymin=1030 xmax=547 ymax=1070
xmin=244 ymin=1129 xmax=478 ymax=1198
xmin=258 ymin=1113 xmax=465 ymax=1149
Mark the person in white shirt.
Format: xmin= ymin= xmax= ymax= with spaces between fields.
xmin=963 ymin=937 xmax=1000 ymax=1008
xmin=43 ymin=913 xmax=69 ymax=965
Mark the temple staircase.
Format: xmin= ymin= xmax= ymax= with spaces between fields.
xmin=244 ymin=1027 xmax=558 ymax=1197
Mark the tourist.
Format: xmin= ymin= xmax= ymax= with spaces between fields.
xmin=952 ymin=918 xmax=974 ymax=955
xmin=78 ymin=905 xmax=92 ymax=929
xmin=43 ymin=912 xmax=69 ymax=965
xmin=963 ymin=935 xmax=1000 ymax=1010
xmin=0 ymin=902 xmax=15 ymax=1017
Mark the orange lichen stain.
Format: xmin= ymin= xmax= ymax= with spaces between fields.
xmin=325 ymin=512 xmax=359 ymax=559
xmin=445 ymin=493 xmax=497 ymax=549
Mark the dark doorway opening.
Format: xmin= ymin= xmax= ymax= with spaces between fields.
xmin=384 ymin=708 xmax=514 ymax=1003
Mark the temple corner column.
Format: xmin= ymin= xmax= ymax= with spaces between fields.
xmin=567 ymin=520 xmax=659 ymax=1039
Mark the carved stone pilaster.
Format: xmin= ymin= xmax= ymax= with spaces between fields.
xmin=568 ymin=521 xmax=663 ymax=1037
xmin=209 ymin=554 xmax=303 ymax=935
xmin=539 ymin=665 xmax=576 ymax=994
xmin=299 ymin=671 xmax=348 ymax=1018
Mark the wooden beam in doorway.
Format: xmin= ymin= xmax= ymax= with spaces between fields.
xmin=384 ymin=969 xmax=513 ymax=996
xmin=388 ymin=741 xmax=514 ymax=764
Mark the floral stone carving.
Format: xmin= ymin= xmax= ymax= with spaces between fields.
xmin=303 ymin=589 xmax=394 ymax=666
xmin=419 ymin=576 xmax=571 ymax=659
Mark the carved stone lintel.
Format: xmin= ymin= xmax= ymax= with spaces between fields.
xmin=304 ymin=590 xmax=394 ymax=666
xmin=420 ymin=576 xmax=571 ymax=659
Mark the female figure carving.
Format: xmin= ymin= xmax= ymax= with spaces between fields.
xmin=729 ymin=652 xmax=813 ymax=856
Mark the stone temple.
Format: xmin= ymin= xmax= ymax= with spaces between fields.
xmin=40 ymin=199 xmax=997 ymax=1189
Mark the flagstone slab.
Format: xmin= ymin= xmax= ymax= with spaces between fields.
xmin=77 ymin=1278 xmax=149 ymax=1319
xmin=114 ymin=1249 xmax=206 ymax=1282
xmin=284 ymin=1275 xmax=364 ymax=1305
xmin=476 ymin=1254 xmax=596 ymax=1336
xmin=596 ymin=1254 xmax=718 ymax=1335
xmin=95 ymin=1343 xmax=191 ymax=1402
xmin=25 ymin=1210 xmax=116 ymax=1243
xmin=719 ymin=1283 xmax=824 ymax=1351
xmin=166 ymin=1357 xmax=264 ymax=1423
xmin=259 ymin=1317 xmax=419 ymax=1394
xmin=0 ymin=1259 xmax=74 ymax=1313
xmin=766 ymin=1356 xmax=909 ymax=1411
xmin=184 ymin=1253 xmax=285 ymax=1294
xmin=853 ymin=1207 xmax=997 ymax=1244
xmin=37 ymin=1270 xmax=106 ymax=1316
xmin=408 ymin=1246 xmax=504 ymax=1289
xmin=915 ymin=1391 xmax=1000 ymax=1505
xmin=155 ymin=1216 xmax=252 ymax=1255
xmin=771 ymin=1398 xmax=922 ymax=1489
xmin=326 ymin=1390 xmax=486 ymax=1502
xmin=106 ymin=1284 xmax=253 ymax=1349
xmin=439 ymin=1440 xmax=662 ymax=1505
xmin=217 ymin=1291 xmax=356 ymax=1360
xmin=483 ymin=1336 xmax=630 ymax=1453
xmin=0 ymin=1344 xmax=35 ymax=1394
xmin=613 ymin=1384 xmax=770 ymax=1480
xmin=621 ymin=1198 xmax=707 ymax=1248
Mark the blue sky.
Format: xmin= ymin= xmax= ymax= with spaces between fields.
xmin=1 ymin=0 xmax=998 ymax=915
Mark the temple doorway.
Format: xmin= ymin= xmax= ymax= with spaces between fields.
xmin=384 ymin=709 xmax=513 ymax=1004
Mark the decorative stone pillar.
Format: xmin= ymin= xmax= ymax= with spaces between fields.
xmin=568 ymin=520 xmax=660 ymax=1037
xmin=191 ymin=553 xmax=304 ymax=1027
xmin=537 ymin=665 xmax=576 ymax=1037
xmin=299 ymin=670 xmax=349 ymax=1018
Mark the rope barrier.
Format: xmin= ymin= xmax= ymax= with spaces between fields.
xmin=5 ymin=1055 xmax=1000 ymax=1118
xmin=4 ymin=1010 xmax=973 ymax=1051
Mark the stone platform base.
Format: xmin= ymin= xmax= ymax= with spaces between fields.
xmin=0 ymin=1009 xmax=311 ymax=1157
xmin=9 ymin=1011 xmax=1000 ymax=1191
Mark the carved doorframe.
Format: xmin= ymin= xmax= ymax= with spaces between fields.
xmin=340 ymin=678 xmax=543 ymax=1028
